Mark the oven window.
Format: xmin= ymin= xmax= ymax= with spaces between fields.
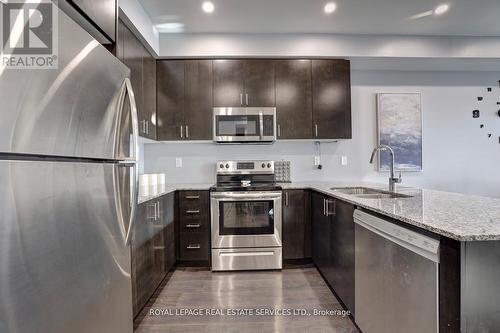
xmin=216 ymin=115 xmax=260 ymax=137
xmin=219 ymin=200 xmax=274 ymax=235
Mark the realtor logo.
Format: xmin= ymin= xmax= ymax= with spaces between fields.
xmin=1 ymin=0 xmax=58 ymax=68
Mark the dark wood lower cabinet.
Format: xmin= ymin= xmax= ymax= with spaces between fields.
xmin=131 ymin=201 xmax=156 ymax=317
xmin=162 ymin=192 xmax=176 ymax=272
xmin=328 ymin=198 xmax=355 ymax=316
xmin=282 ymin=189 xmax=311 ymax=259
xmin=311 ymin=192 xmax=355 ymax=315
xmin=177 ymin=190 xmax=211 ymax=264
xmin=132 ymin=193 xmax=175 ymax=318
xmin=312 ymin=191 xmax=330 ymax=274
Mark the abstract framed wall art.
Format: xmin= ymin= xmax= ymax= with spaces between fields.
xmin=377 ymin=92 xmax=423 ymax=172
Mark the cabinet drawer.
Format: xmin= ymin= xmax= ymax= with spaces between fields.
xmin=180 ymin=218 xmax=209 ymax=232
xmin=179 ymin=232 xmax=209 ymax=261
xmin=179 ymin=190 xmax=208 ymax=203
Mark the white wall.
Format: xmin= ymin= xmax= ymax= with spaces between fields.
xmin=143 ymin=70 xmax=500 ymax=198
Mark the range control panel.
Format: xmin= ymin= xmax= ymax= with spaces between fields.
xmin=217 ymin=160 xmax=275 ymax=174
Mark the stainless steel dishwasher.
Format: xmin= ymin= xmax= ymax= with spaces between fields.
xmin=354 ymin=209 xmax=440 ymax=333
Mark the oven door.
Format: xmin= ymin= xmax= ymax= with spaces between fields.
xmin=211 ymin=191 xmax=282 ymax=248
xmin=213 ymin=107 xmax=276 ymax=143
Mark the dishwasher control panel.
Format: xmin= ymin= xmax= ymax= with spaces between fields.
xmin=353 ymin=209 xmax=440 ymax=262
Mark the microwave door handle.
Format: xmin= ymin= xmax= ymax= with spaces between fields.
xmin=259 ymin=113 xmax=264 ymax=140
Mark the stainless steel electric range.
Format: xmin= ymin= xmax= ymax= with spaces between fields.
xmin=210 ymin=160 xmax=282 ymax=271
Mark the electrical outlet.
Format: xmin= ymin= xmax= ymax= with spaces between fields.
xmin=314 ymin=156 xmax=321 ymax=166
xmin=175 ymin=157 xmax=182 ymax=168
xmin=341 ymin=156 xmax=348 ymax=166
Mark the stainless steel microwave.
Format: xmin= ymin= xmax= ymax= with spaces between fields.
xmin=213 ymin=107 xmax=276 ymax=143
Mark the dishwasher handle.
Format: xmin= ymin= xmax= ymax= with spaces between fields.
xmin=354 ymin=210 xmax=440 ymax=263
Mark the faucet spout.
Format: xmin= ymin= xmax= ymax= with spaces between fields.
xmin=369 ymin=145 xmax=402 ymax=191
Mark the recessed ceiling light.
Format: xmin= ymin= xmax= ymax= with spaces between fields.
xmin=324 ymin=2 xmax=337 ymax=14
xmin=202 ymin=1 xmax=215 ymax=14
xmin=434 ymin=4 xmax=449 ymax=15
xmin=155 ymin=22 xmax=185 ymax=33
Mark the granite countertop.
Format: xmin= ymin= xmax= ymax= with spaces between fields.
xmin=138 ymin=183 xmax=214 ymax=204
xmin=282 ymin=181 xmax=500 ymax=242
xmin=137 ymin=180 xmax=500 ymax=241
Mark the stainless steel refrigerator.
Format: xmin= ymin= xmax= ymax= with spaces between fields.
xmin=0 ymin=4 xmax=138 ymax=333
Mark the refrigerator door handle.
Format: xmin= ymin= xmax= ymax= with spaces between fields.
xmin=118 ymin=78 xmax=139 ymax=246
xmin=124 ymin=78 xmax=139 ymax=162
xmin=116 ymin=161 xmax=138 ymax=246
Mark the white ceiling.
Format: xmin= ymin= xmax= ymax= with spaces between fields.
xmin=140 ymin=0 xmax=500 ymax=36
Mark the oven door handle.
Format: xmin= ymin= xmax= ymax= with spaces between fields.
xmin=211 ymin=192 xmax=282 ymax=200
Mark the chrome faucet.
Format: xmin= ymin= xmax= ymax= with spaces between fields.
xmin=369 ymin=145 xmax=402 ymax=192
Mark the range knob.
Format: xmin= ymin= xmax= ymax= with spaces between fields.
xmin=225 ymin=163 xmax=230 ymax=169
xmin=267 ymin=163 xmax=272 ymax=168
xmin=262 ymin=163 xmax=266 ymax=168
xmin=220 ymin=163 xmax=224 ymax=169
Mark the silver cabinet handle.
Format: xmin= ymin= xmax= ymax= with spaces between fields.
xmin=245 ymin=93 xmax=249 ymax=105
xmin=325 ymin=199 xmax=336 ymax=217
xmin=285 ymin=191 xmax=289 ymax=206
xmin=185 ymin=195 xmax=200 ymax=199
xmin=186 ymin=224 xmax=201 ymax=228
xmin=156 ymin=201 xmax=161 ymax=220
xmin=240 ymin=93 xmax=243 ymax=105
xmin=323 ymin=198 xmax=326 ymax=216
xmin=145 ymin=120 xmax=149 ymax=135
xmin=185 ymin=125 xmax=189 ymax=139
xmin=187 ymin=244 xmax=201 ymax=249
xmin=186 ymin=210 xmax=200 ymax=214
xmin=315 ymin=124 xmax=319 ymax=137
xmin=180 ymin=125 xmax=183 ymax=138
xmin=277 ymin=124 xmax=281 ymax=137
xmin=147 ymin=202 xmax=157 ymax=220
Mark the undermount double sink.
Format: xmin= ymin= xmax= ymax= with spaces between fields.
xmin=330 ymin=187 xmax=412 ymax=199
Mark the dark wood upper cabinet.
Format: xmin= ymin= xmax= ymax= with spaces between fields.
xmin=283 ymin=189 xmax=311 ymax=260
xmin=157 ymin=58 xmax=351 ymax=141
xmin=142 ymin=45 xmax=157 ymax=140
xmin=213 ymin=60 xmax=275 ymax=107
xmin=275 ymin=60 xmax=313 ymax=139
xmin=243 ymin=60 xmax=275 ymax=107
xmin=213 ymin=60 xmax=245 ymax=107
xmin=120 ymin=21 xmax=143 ymax=130
xmin=184 ymin=60 xmax=213 ymax=140
xmin=157 ymin=60 xmax=185 ymax=140
xmin=312 ymin=59 xmax=352 ymax=139
xmin=157 ymin=60 xmax=213 ymax=141
xmin=65 ymin=0 xmax=117 ymax=43
xmin=117 ymin=19 xmax=156 ymax=139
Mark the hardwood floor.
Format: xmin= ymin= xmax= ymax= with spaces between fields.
xmin=135 ymin=267 xmax=359 ymax=333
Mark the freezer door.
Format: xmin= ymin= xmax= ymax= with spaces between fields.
xmin=0 ymin=4 xmax=134 ymax=161
xmin=0 ymin=160 xmax=135 ymax=333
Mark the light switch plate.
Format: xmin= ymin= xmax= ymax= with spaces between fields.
xmin=314 ymin=156 xmax=321 ymax=166
xmin=175 ymin=157 xmax=182 ymax=168
xmin=341 ymin=156 xmax=348 ymax=166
